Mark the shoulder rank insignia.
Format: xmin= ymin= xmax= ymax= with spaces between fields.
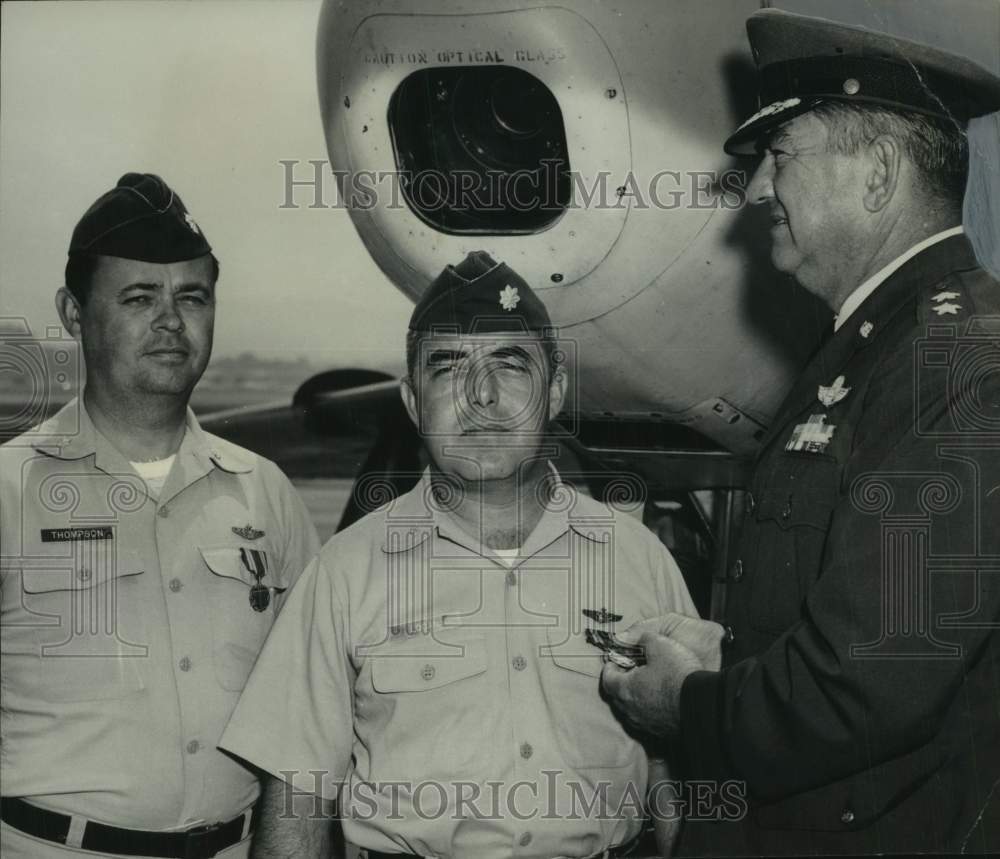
xmin=232 ymin=524 xmax=265 ymax=541
xmin=932 ymin=291 xmax=960 ymax=302
xmin=583 ymin=607 xmax=623 ymax=624
xmin=239 ymin=547 xmax=270 ymax=612
xmin=817 ymin=375 xmax=851 ymax=407
xmin=785 ymin=414 xmax=835 ymax=453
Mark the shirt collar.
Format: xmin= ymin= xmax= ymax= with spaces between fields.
xmin=382 ymin=465 xmax=608 ymax=559
xmin=30 ymin=396 xmax=252 ymax=476
xmin=833 ymin=226 xmax=965 ymax=332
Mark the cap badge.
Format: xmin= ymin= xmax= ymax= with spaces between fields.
xmin=734 ymin=96 xmax=802 ymax=134
xmin=499 ymin=284 xmax=521 ymax=311
xmin=818 ymin=375 xmax=851 ymax=407
xmin=859 ymin=321 xmax=874 ymax=339
xmin=183 ymin=212 xmax=201 ymax=234
xmin=843 ymin=78 xmax=861 ymax=95
xmin=232 ymin=523 xmax=265 ymax=541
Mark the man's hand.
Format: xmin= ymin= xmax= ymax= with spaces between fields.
xmin=625 ymin=612 xmax=725 ymax=671
xmin=601 ymin=632 xmax=703 ymax=738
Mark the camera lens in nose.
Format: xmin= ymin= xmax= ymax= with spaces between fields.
xmin=389 ymin=65 xmax=570 ymax=234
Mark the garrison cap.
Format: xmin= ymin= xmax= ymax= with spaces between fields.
xmin=725 ymin=9 xmax=1000 ymax=155
xmin=409 ymin=251 xmax=553 ymax=334
xmin=68 ymin=173 xmax=212 ymax=262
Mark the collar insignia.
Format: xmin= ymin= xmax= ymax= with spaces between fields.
xmin=859 ymin=320 xmax=874 ymax=339
xmin=582 ymin=607 xmax=623 ymax=624
xmin=232 ymin=524 xmax=265 ymax=541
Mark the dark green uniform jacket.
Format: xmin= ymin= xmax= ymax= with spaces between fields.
xmin=680 ymin=235 xmax=1000 ymax=855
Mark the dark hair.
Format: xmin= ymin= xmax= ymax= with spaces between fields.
xmin=405 ymin=327 xmax=562 ymax=382
xmin=64 ymin=253 xmax=221 ymax=304
xmin=811 ymin=102 xmax=968 ymax=211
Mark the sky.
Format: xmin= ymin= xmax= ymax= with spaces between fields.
xmin=0 ymin=0 xmax=412 ymax=372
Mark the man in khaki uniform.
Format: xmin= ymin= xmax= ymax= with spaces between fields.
xmin=220 ymin=252 xmax=701 ymax=858
xmin=0 ymin=173 xmax=320 ymax=858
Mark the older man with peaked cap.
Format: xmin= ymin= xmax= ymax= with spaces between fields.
xmin=220 ymin=251 xmax=701 ymax=858
xmin=602 ymin=10 xmax=1000 ymax=856
xmin=0 ymin=174 xmax=320 ymax=858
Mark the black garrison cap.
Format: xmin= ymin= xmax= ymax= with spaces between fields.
xmin=725 ymin=9 xmax=1000 ymax=155
xmin=68 ymin=173 xmax=212 ymax=262
xmin=409 ymin=251 xmax=553 ymax=334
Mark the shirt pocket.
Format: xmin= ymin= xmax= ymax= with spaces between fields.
xmin=748 ymin=452 xmax=841 ymax=633
xmin=10 ymin=564 xmax=146 ymax=702
xmin=362 ymin=629 xmax=492 ymax=781
xmin=542 ymin=627 xmax=638 ymax=769
xmin=200 ymin=545 xmax=287 ymax=691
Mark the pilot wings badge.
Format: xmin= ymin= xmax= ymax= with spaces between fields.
xmin=582 ymin=607 xmax=623 ymax=624
xmin=232 ymin=524 xmax=265 ymax=541
xmin=817 ymin=375 xmax=850 ymax=407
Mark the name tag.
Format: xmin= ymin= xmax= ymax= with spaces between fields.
xmin=40 ymin=526 xmax=114 ymax=542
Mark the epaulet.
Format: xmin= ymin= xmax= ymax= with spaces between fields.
xmin=919 ymin=266 xmax=1000 ymax=333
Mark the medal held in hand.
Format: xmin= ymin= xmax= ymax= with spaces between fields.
xmin=585 ymin=628 xmax=646 ymax=670
xmin=239 ymin=547 xmax=270 ymax=612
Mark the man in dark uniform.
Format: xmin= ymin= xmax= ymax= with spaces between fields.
xmin=602 ymin=10 xmax=1000 ymax=856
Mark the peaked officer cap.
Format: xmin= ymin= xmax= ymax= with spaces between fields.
xmin=725 ymin=9 xmax=1000 ymax=155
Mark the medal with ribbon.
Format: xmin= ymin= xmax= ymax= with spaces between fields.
xmin=239 ymin=547 xmax=270 ymax=612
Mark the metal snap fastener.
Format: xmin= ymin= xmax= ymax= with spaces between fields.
xmin=512 ymin=656 xmax=527 ymax=671
xmin=733 ymin=559 xmax=744 ymax=581
xmin=841 ymin=808 xmax=855 ymax=824
xmin=520 ymin=742 xmax=533 ymax=759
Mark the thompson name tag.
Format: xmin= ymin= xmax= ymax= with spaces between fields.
xmin=41 ymin=527 xmax=114 ymax=542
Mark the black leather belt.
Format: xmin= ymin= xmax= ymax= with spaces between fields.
xmin=0 ymin=797 xmax=255 ymax=858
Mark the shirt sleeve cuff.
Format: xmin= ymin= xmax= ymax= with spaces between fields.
xmin=680 ymin=669 xmax=733 ymax=783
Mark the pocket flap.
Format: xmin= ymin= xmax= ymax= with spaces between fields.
xmin=370 ymin=638 xmax=487 ymax=693
xmin=21 ymin=565 xmax=142 ymax=595
xmin=200 ymin=546 xmax=286 ymax=591
xmin=545 ymin=627 xmax=606 ymax=678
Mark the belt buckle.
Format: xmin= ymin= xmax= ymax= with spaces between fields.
xmin=182 ymin=820 xmax=226 ymax=859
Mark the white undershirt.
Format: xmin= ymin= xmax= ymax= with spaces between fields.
xmin=493 ymin=547 xmax=521 ymax=566
xmin=131 ymin=455 xmax=176 ymax=498
xmin=833 ymin=225 xmax=965 ymax=331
